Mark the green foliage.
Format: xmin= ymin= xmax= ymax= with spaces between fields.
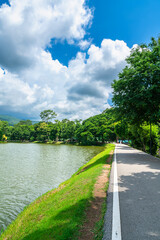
xmin=114 ymin=120 xmax=129 ymax=140
xmin=112 ymin=37 xmax=160 ymax=154
xmin=112 ymin=37 xmax=160 ymax=125
xmin=0 ymin=109 xmax=117 ymax=145
xmin=0 ymin=121 xmax=10 ymax=140
xmin=10 ymin=125 xmax=34 ymax=141
xmin=75 ymin=109 xmax=116 ymax=145
xmin=18 ymin=120 xmax=32 ymax=126
xmin=129 ymin=123 xmax=159 ymax=155
xmin=40 ymin=110 xmax=57 ymax=123
xmin=0 ymin=115 xmax=20 ymax=126
xmin=61 ymin=119 xmax=76 ymax=140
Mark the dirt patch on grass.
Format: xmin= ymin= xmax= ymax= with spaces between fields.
xmin=78 ymin=151 xmax=113 ymax=240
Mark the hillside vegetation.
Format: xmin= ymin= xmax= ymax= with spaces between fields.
xmin=0 ymin=115 xmax=20 ymax=126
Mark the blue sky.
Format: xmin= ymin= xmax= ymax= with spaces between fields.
xmin=50 ymin=0 xmax=160 ymax=65
xmin=89 ymin=0 xmax=160 ymax=46
xmin=0 ymin=0 xmax=159 ymax=120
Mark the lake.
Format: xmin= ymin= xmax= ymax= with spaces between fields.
xmin=0 ymin=143 xmax=105 ymax=232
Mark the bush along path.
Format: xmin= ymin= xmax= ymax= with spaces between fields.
xmin=0 ymin=144 xmax=115 ymax=240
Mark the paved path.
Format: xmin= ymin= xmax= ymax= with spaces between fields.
xmin=103 ymin=144 xmax=160 ymax=240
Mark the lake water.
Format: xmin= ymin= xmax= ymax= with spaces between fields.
xmin=0 ymin=143 xmax=105 ymax=231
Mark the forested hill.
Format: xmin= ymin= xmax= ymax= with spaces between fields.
xmin=0 ymin=115 xmax=20 ymax=126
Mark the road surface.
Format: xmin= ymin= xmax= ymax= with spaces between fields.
xmin=103 ymin=144 xmax=160 ymax=240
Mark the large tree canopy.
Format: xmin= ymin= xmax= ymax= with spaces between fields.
xmin=112 ymin=37 xmax=160 ymax=125
xmin=40 ymin=110 xmax=57 ymax=123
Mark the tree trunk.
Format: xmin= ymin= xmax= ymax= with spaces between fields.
xmin=150 ymin=122 xmax=152 ymax=155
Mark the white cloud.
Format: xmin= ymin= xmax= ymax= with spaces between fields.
xmin=0 ymin=0 xmax=131 ymax=120
xmin=67 ymin=39 xmax=130 ymax=106
xmin=86 ymin=39 xmax=130 ymax=82
xmin=0 ymin=0 xmax=92 ymax=71
xmin=0 ymin=39 xmax=130 ymax=119
xmin=78 ymin=39 xmax=92 ymax=50
xmin=0 ymin=70 xmax=36 ymax=108
xmin=0 ymin=68 xmax=4 ymax=78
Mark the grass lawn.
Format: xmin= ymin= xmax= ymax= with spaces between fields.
xmin=0 ymin=143 xmax=115 ymax=240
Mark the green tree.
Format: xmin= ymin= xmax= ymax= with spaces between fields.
xmin=0 ymin=129 xmax=2 ymax=141
xmin=114 ymin=120 xmax=129 ymax=141
xmin=0 ymin=121 xmax=9 ymax=134
xmin=50 ymin=120 xmax=61 ymax=142
xmin=112 ymin=37 xmax=160 ymax=153
xmin=112 ymin=37 xmax=160 ymax=124
xmin=40 ymin=110 xmax=57 ymax=123
xmin=128 ymin=123 xmax=159 ymax=155
xmin=18 ymin=120 xmax=32 ymax=126
xmin=10 ymin=124 xmax=32 ymax=141
xmin=36 ymin=122 xmax=52 ymax=142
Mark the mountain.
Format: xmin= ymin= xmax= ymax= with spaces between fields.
xmin=0 ymin=115 xmax=21 ymax=126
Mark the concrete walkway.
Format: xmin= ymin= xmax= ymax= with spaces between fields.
xmin=103 ymin=144 xmax=160 ymax=240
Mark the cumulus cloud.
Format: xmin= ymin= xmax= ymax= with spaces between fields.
xmin=68 ymin=83 xmax=104 ymax=101
xmin=50 ymin=39 xmax=130 ymax=119
xmin=67 ymin=39 xmax=130 ymax=105
xmin=78 ymin=39 xmax=92 ymax=50
xmin=0 ymin=0 xmax=92 ymax=72
xmin=0 ymin=70 xmax=54 ymax=110
xmin=86 ymin=39 xmax=130 ymax=82
xmin=0 ymin=40 xmax=130 ymax=120
xmin=0 ymin=0 xmax=131 ymax=120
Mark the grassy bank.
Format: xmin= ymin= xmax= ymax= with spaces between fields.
xmin=0 ymin=144 xmax=115 ymax=240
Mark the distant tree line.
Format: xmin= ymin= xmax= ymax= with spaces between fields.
xmin=0 ymin=107 xmax=159 ymax=155
xmin=0 ymin=109 xmax=116 ymax=145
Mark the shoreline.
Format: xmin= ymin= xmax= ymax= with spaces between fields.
xmin=0 ymin=140 xmax=107 ymax=147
